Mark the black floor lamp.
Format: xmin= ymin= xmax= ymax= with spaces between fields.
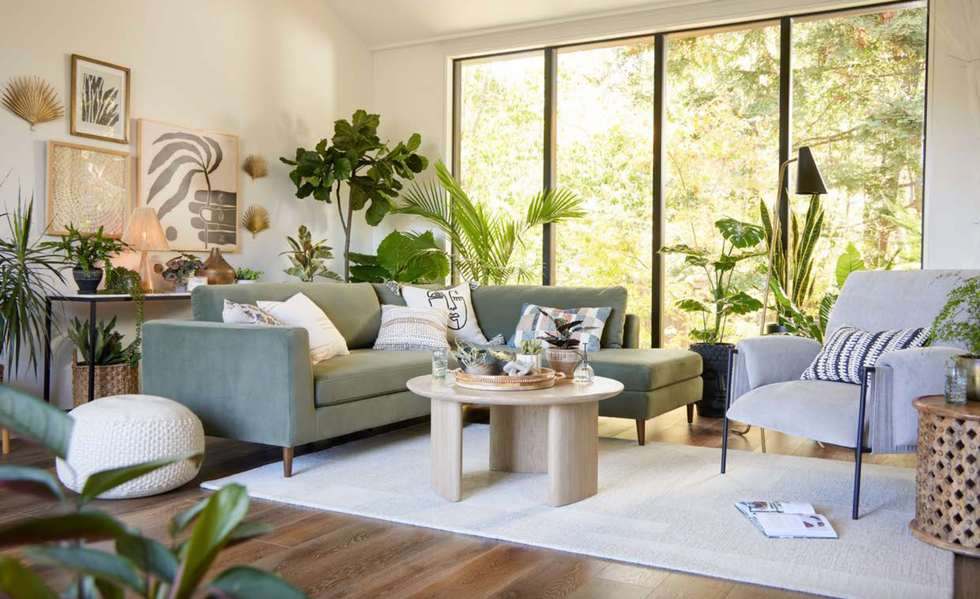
xmin=758 ymin=146 xmax=828 ymax=335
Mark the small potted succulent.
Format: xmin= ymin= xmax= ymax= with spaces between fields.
xmin=536 ymin=309 xmax=595 ymax=377
xmin=932 ymin=274 xmax=980 ymax=401
xmin=516 ymin=339 xmax=543 ymax=374
xmin=235 ymin=267 xmax=263 ymax=284
xmin=154 ymin=253 xmax=205 ymax=291
xmin=451 ymin=339 xmax=501 ymax=375
xmin=44 ymin=224 xmax=129 ymax=293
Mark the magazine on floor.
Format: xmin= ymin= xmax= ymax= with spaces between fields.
xmin=736 ymin=501 xmax=838 ymax=539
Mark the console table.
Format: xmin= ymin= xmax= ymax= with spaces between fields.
xmin=43 ymin=293 xmax=191 ymax=405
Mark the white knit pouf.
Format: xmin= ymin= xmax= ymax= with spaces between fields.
xmin=56 ymin=395 xmax=205 ymax=499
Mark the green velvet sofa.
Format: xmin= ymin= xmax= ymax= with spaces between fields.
xmin=142 ymin=282 xmax=702 ymax=476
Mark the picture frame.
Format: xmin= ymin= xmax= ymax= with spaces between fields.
xmin=137 ymin=119 xmax=239 ymax=252
xmin=70 ymin=54 xmax=130 ymax=144
xmin=46 ymin=140 xmax=130 ymax=238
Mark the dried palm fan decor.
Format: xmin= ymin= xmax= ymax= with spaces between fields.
xmin=241 ymin=205 xmax=270 ymax=237
xmin=2 ymin=76 xmax=64 ymax=130
xmin=241 ymin=154 xmax=268 ymax=180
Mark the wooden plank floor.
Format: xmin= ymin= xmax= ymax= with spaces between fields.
xmin=2 ymin=406 xmax=976 ymax=599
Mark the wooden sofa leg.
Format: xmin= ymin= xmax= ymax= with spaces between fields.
xmin=283 ymin=447 xmax=294 ymax=478
xmin=686 ymin=404 xmax=694 ymax=425
xmin=1 ymin=428 xmax=9 ymax=455
xmin=636 ymin=419 xmax=646 ymax=446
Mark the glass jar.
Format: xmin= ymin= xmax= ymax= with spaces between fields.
xmin=945 ymin=359 xmax=967 ymax=405
xmin=573 ymin=347 xmax=595 ymax=385
xmin=432 ymin=348 xmax=448 ymax=380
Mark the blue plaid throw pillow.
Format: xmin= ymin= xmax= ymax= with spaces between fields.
xmin=511 ymin=303 xmax=612 ymax=353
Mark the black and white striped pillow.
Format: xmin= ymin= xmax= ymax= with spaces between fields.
xmin=801 ymin=325 xmax=930 ymax=385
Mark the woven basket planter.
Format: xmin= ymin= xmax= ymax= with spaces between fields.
xmin=71 ymin=355 xmax=139 ymax=407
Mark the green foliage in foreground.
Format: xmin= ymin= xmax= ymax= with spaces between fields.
xmin=932 ymin=275 xmax=980 ymax=357
xmin=349 ymin=230 xmax=449 ymax=285
xmin=0 ymin=384 xmax=309 ymax=599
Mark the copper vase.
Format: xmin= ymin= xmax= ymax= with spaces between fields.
xmin=197 ymin=248 xmax=235 ymax=285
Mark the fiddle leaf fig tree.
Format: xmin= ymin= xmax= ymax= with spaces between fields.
xmin=280 ymin=110 xmax=428 ymax=281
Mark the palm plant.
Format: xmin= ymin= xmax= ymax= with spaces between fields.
xmin=0 ymin=182 xmax=66 ymax=375
xmin=397 ymin=162 xmax=584 ymax=285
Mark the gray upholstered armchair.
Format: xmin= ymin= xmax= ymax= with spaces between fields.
xmin=720 ymin=270 xmax=979 ymax=519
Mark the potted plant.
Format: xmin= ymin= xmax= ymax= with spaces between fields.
xmin=44 ymin=224 xmax=129 ymax=293
xmin=67 ymin=316 xmax=139 ymax=405
xmin=282 ymin=226 xmax=342 ymax=282
xmin=535 ymin=309 xmax=596 ymax=377
xmin=451 ymin=339 xmax=501 ymax=375
xmin=660 ymin=218 xmax=765 ymax=417
xmin=516 ymin=339 xmax=543 ymax=374
xmin=154 ymin=252 xmax=205 ymax=291
xmin=281 ymin=110 xmax=428 ymax=281
xmin=235 ymin=267 xmax=263 ymax=284
xmin=932 ymin=274 xmax=980 ymax=401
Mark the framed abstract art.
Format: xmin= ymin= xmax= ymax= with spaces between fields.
xmin=70 ymin=54 xmax=130 ymax=144
xmin=137 ymin=119 xmax=239 ymax=252
xmin=46 ymin=141 xmax=130 ymax=238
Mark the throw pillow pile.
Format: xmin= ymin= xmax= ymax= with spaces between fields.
xmin=801 ymin=325 xmax=930 ymax=384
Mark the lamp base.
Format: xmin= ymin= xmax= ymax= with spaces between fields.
xmin=137 ymin=250 xmax=154 ymax=291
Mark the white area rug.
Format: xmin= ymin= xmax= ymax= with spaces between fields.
xmin=202 ymin=423 xmax=951 ymax=599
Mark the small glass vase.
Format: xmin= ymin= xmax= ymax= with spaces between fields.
xmin=945 ymin=359 xmax=967 ymax=405
xmin=431 ymin=348 xmax=448 ymax=380
xmin=573 ymin=348 xmax=595 ymax=385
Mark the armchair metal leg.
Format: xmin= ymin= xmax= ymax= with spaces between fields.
xmin=853 ymin=367 xmax=874 ymax=520
xmin=720 ymin=349 xmax=737 ymax=475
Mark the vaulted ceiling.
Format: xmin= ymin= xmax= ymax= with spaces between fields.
xmin=323 ymin=0 xmax=700 ymax=49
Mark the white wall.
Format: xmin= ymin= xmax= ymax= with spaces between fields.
xmin=923 ymin=0 xmax=980 ymax=268
xmin=0 ymin=0 xmax=373 ymax=404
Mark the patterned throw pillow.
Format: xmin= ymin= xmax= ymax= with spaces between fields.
xmin=512 ymin=304 xmax=612 ymax=353
xmin=801 ymin=325 xmax=930 ymax=385
xmin=373 ymin=305 xmax=451 ymax=351
xmin=221 ymin=299 xmax=283 ymax=326
xmin=401 ymin=283 xmax=489 ymax=345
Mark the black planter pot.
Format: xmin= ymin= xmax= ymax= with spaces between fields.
xmin=690 ymin=342 xmax=734 ymax=418
xmin=73 ymin=267 xmax=103 ymax=294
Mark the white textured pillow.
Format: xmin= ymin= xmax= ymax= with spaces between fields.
xmin=221 ymin=299 xmax=283 ymax=326
xmin=258 ymin=293 xmax=349 ymax=363
xmin=373 ymin=305 xmax=451 ymax=351
xmin=401 ymin=283 xmax=488 ymax=344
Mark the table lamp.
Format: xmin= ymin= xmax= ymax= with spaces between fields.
xmin=758 ymin=146 xmax=827 ymax=335
xmin=122 ymin=207 xmax=170 ymax=290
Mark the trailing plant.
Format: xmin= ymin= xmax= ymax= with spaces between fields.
xmin=280 ymin=110 xmax=428 ymax=281
xmin=0 ymin=182 xmax=66 ymax=374
xmin=234 ymin=268 xmax=263 ymax=281
xmin=519 ymin=339 xmax=543 ymax=356
xmin=349 ymin=230 xmax=448 ymax=284
xmin=0 ymin=384 xmax=309 ymax=599
xmin=536 ymin=308 xmax=596 ymax=350
xmin=67 ymin=316 xmax=139 ymax=367
xmin=43 ymin=224 xmax=128 ymax=274
xmin=155 ymin=253 xmax=205 ymax=287
xmin=398 ymin=162 xmax=584 ymax=285
xmin=102 ymin=266 xmax=145 ymax=366
xmin=932 ymin=274 xmax=980 ymax=357
xmin=660 ymin=218 xmax=766 ymax=344
xmin=281 ymin=226 xmax=341 ymax=282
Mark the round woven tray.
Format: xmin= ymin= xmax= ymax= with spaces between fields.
xmin=452 ymin=368 xmax=565 ymax=391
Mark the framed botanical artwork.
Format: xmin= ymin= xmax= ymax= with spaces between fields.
xmin=46 ymin=141 xmax=130 ymax=238
xmin=70 ymin=54 xmax=130 ymax=144
xmin=137 ymin=119 xmax=239 ymax=252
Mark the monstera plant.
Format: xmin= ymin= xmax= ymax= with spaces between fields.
xmin=281 ymin=110 xmax=428 ymax=281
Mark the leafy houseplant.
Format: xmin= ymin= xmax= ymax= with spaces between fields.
xmin=234 ymin=268 xmax=262 ymax=284
xmin=67 ymin=316 xmax=139 ymax=404
xmin=349 ymin=231 xmax=449 ymax=285
xmin=155 ymin=253 xmax=205 ymax=290
xmin=932 ymin=274 xmax=980 ymax=401
xmin=0 ymin=384 xmax=309 ymax=599
xmin=44 ymin=224 xmax=129 ymax=293
xmin=398 ymin=162 xmax=585 ymax=284
xmin=450 ymin=339 xmax=501 ymax=375
xmin=660 ymin=218 xmax=765 ymax=417
xmin=535 ymin=309 xmax=596 ymax=377
xmin=280 ymin=110 xmax=428 ymax=281
xmin=281 ymin=226 xmax=341 ymax=282
xmin=102 ymin=266 xmax=146 ymax=366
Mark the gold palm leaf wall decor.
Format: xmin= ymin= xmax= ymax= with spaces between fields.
xmin=241 ymin=154 xmax=268 ymax=180
xmin=2 ymin=76 xmax=64 ymax=130
xmin=241 ymin=205 xmax=270 ymax=237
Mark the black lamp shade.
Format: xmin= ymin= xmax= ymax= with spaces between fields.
xmin=795 ymin=146 xmax=828 ymax=195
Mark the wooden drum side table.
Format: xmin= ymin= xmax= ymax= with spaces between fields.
xmin=407 ymin=375 xmax=624 ymax=507
xmin=910 ymin=396 xmax=980 ymax=557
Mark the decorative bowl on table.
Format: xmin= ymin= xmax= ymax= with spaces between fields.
xmin=451 ymin=368 xmax=565 ymax=391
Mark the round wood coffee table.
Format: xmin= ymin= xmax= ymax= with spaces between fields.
xmin=407 ymin=375 xmax=624 ymax=507
xmin=910 ymin=396 xmax=980 ymax=557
